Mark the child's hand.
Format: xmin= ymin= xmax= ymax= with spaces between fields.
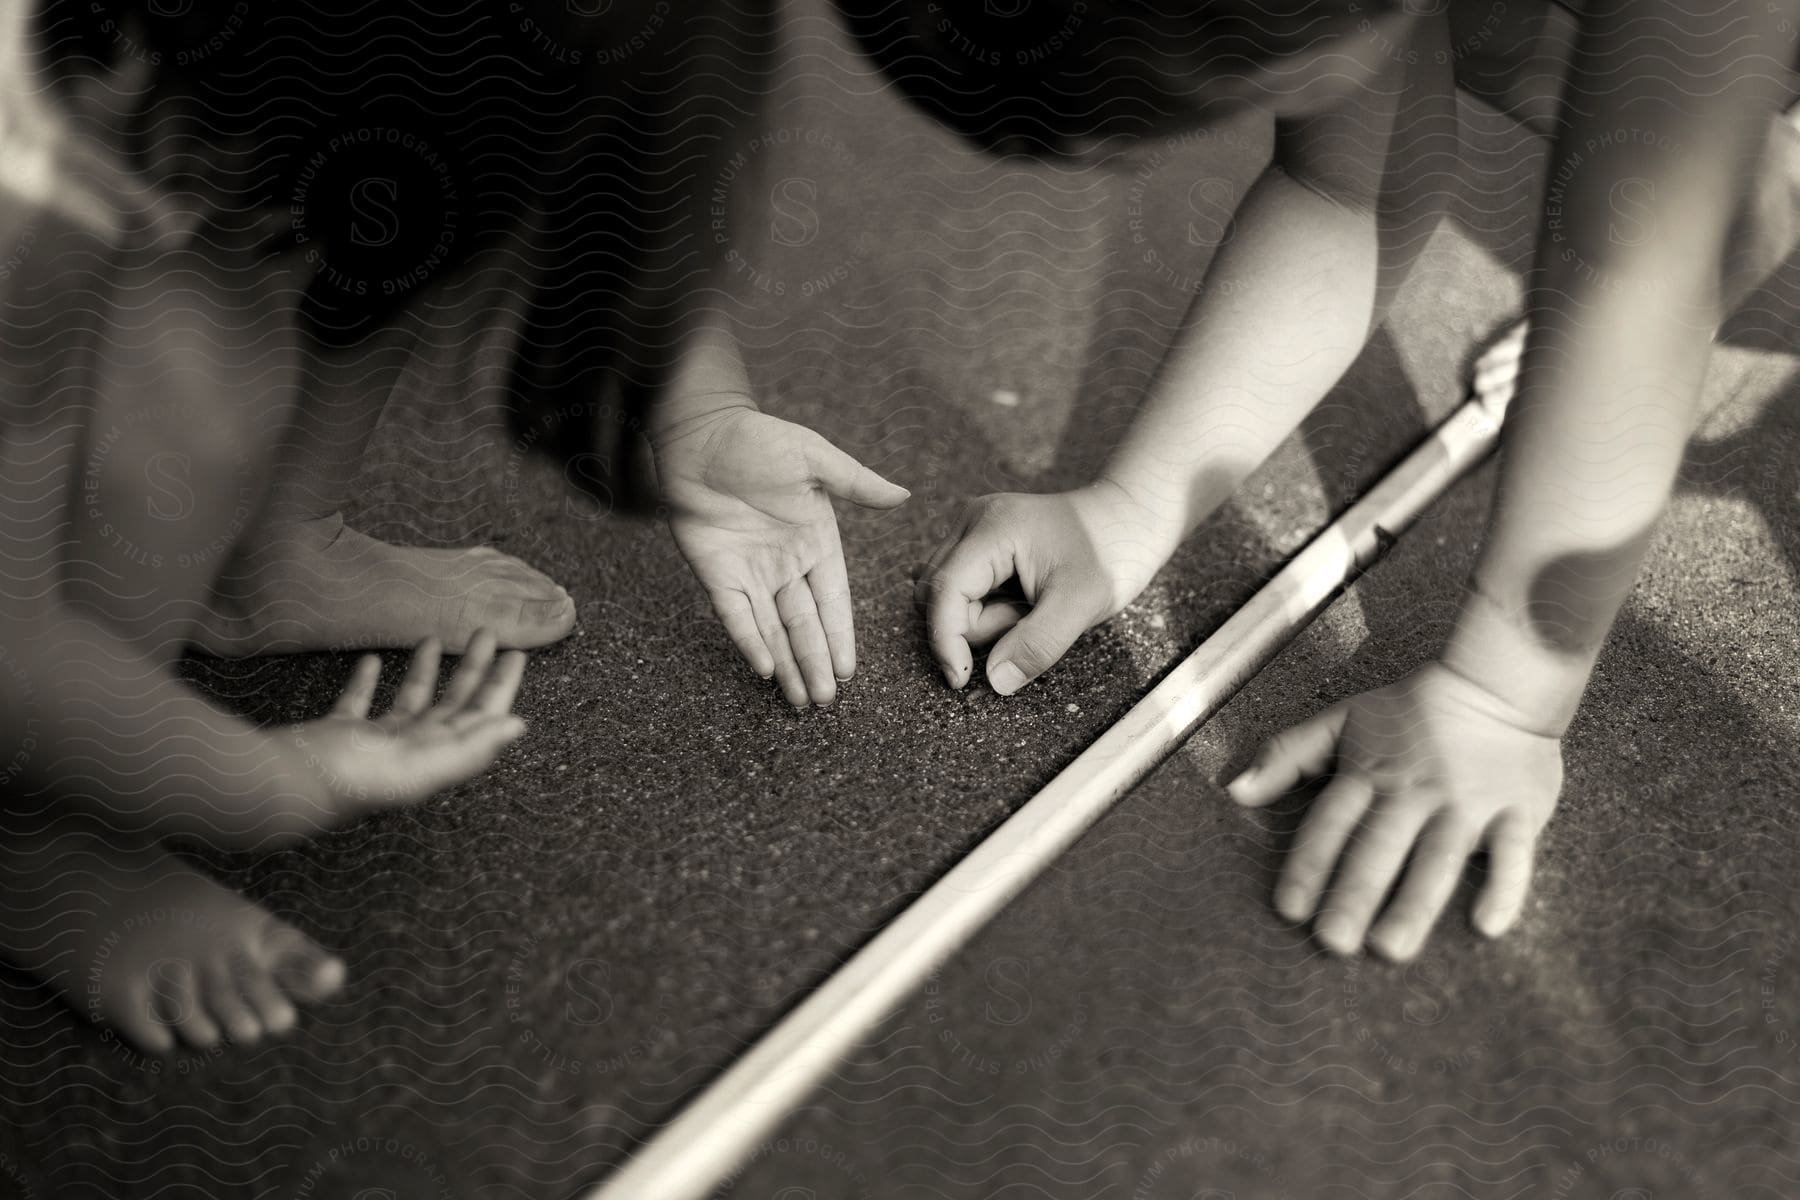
xmin=290 ymin=630 xmax=528 ymax=817
xmin=656 ymin=403 xmax=910 ymax=707
xmin=918 ymin=483 xmax=1175 ymax=695
xmin=1227 ymin=663 xmax=1564 ymax=961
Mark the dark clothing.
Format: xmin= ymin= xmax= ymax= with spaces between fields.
xmin=36 ymin=0 xmax=777 ymax=508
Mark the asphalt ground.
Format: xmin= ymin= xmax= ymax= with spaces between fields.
xmin=2 ymin=2 xmax=1798 ymax=1198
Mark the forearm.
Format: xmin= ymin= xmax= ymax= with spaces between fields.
xmin=648 ymin=66 xmax=779 ymax=447
xmin=1441 ymin=0 xmax=1795 ymax=732
xmin=1100 ymin=164 xmax=1380 ymax=558
xmin=1442 ymin=262 xmax=1715 ymax=731
xmin=1 ymin=604 xmax=331 ymax=844
xmin=647 ymin=302 xmax=757 ymax=447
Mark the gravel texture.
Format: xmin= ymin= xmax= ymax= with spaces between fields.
xmin=2 ymin=3 xmax=1797 ymax=1198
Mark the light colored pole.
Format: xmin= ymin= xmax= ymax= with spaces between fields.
xmin=588 ymin=387 xmax=1512 ymax=1200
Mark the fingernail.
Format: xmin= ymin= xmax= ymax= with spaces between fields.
xmin=1274 ymin=887 xmax=1303 ymax=920
xmin=989 ymin=661 xmax=1026 ymax=696
xmin=1316 ymin=915 xmax=1357 ymax=954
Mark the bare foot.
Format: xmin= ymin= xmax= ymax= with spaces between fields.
xmin=0 ymin=829 xmax=345 ymax=1053
xmin=195 ymin=513 xmax=575 ymax=654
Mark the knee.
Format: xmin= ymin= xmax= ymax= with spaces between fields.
xmin=96 ymin=273 xmax=302 ymax=489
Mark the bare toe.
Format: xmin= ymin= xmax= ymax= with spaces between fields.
xmin=241 ymin=966 xmax=299 ymax=1037
xmin=117 ymin=976 xmax=177 ymax=1056
xmin=266 ymin=924 xmax=346 ymax=1003
xmin=154 ymin=959 xmax=222 ymax=1049
xmin=0 ymin=829 xmax=339 ymax=1055
xmin=205 ymin=952 xmax=265 ymax=1044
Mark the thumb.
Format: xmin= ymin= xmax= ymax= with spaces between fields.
xmin=807 ymin=435 xmax=910 ymax=509
xmin=1226 ymin=703 xmax=1349 ymax=807
xmin=984 ymin=579 xmax=1100 ymax=696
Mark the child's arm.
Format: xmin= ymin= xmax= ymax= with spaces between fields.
xmin=0 ymin=601 xmax=334 ymax=846
xmin=649 ymin=198 xmax=910 ymax=710
xmin=921 ymin=64 xmax=1404 ymax=693
xmin=0 ymin=602 xmax=530 ymax=848
xmin=650 ymin=311 xmax=911 ymax=710
xmin=1230 ymin=0 xmax=1800 ymax=960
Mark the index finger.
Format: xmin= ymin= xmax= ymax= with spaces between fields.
xmin=925 ymin=533 xmax=1012 ymax=689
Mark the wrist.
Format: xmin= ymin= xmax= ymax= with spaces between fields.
xmin=1084 ymin=474 xmax=1187 ymax=559
xmin=646 ymin=389 xmax=756 ymax=453
xmin=1069 ymin=478 xmax=1184 ymax=610
xmin=1440 ymin=583 xmax=1593 ymax=737
xmin=651 ymin=316 xmax=757 ymax=449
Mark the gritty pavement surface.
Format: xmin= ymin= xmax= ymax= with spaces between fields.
xmin=3 ymin=3 xmax=1798 ymax=1199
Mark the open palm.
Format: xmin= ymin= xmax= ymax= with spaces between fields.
xmin=658 ymin=406 xmax=908 ymax=706
xmin=290 ymin=630 xmax=528 ymax=817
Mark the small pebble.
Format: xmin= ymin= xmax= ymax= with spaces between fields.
xmin=990 ymin=389 xmax=1021 ymax=408
xmin=1066 ymin=703 xmax=1080 ymax=714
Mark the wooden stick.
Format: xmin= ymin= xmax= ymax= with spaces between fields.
xmin=586 ymin=388 xmax=1511 ymax=1200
